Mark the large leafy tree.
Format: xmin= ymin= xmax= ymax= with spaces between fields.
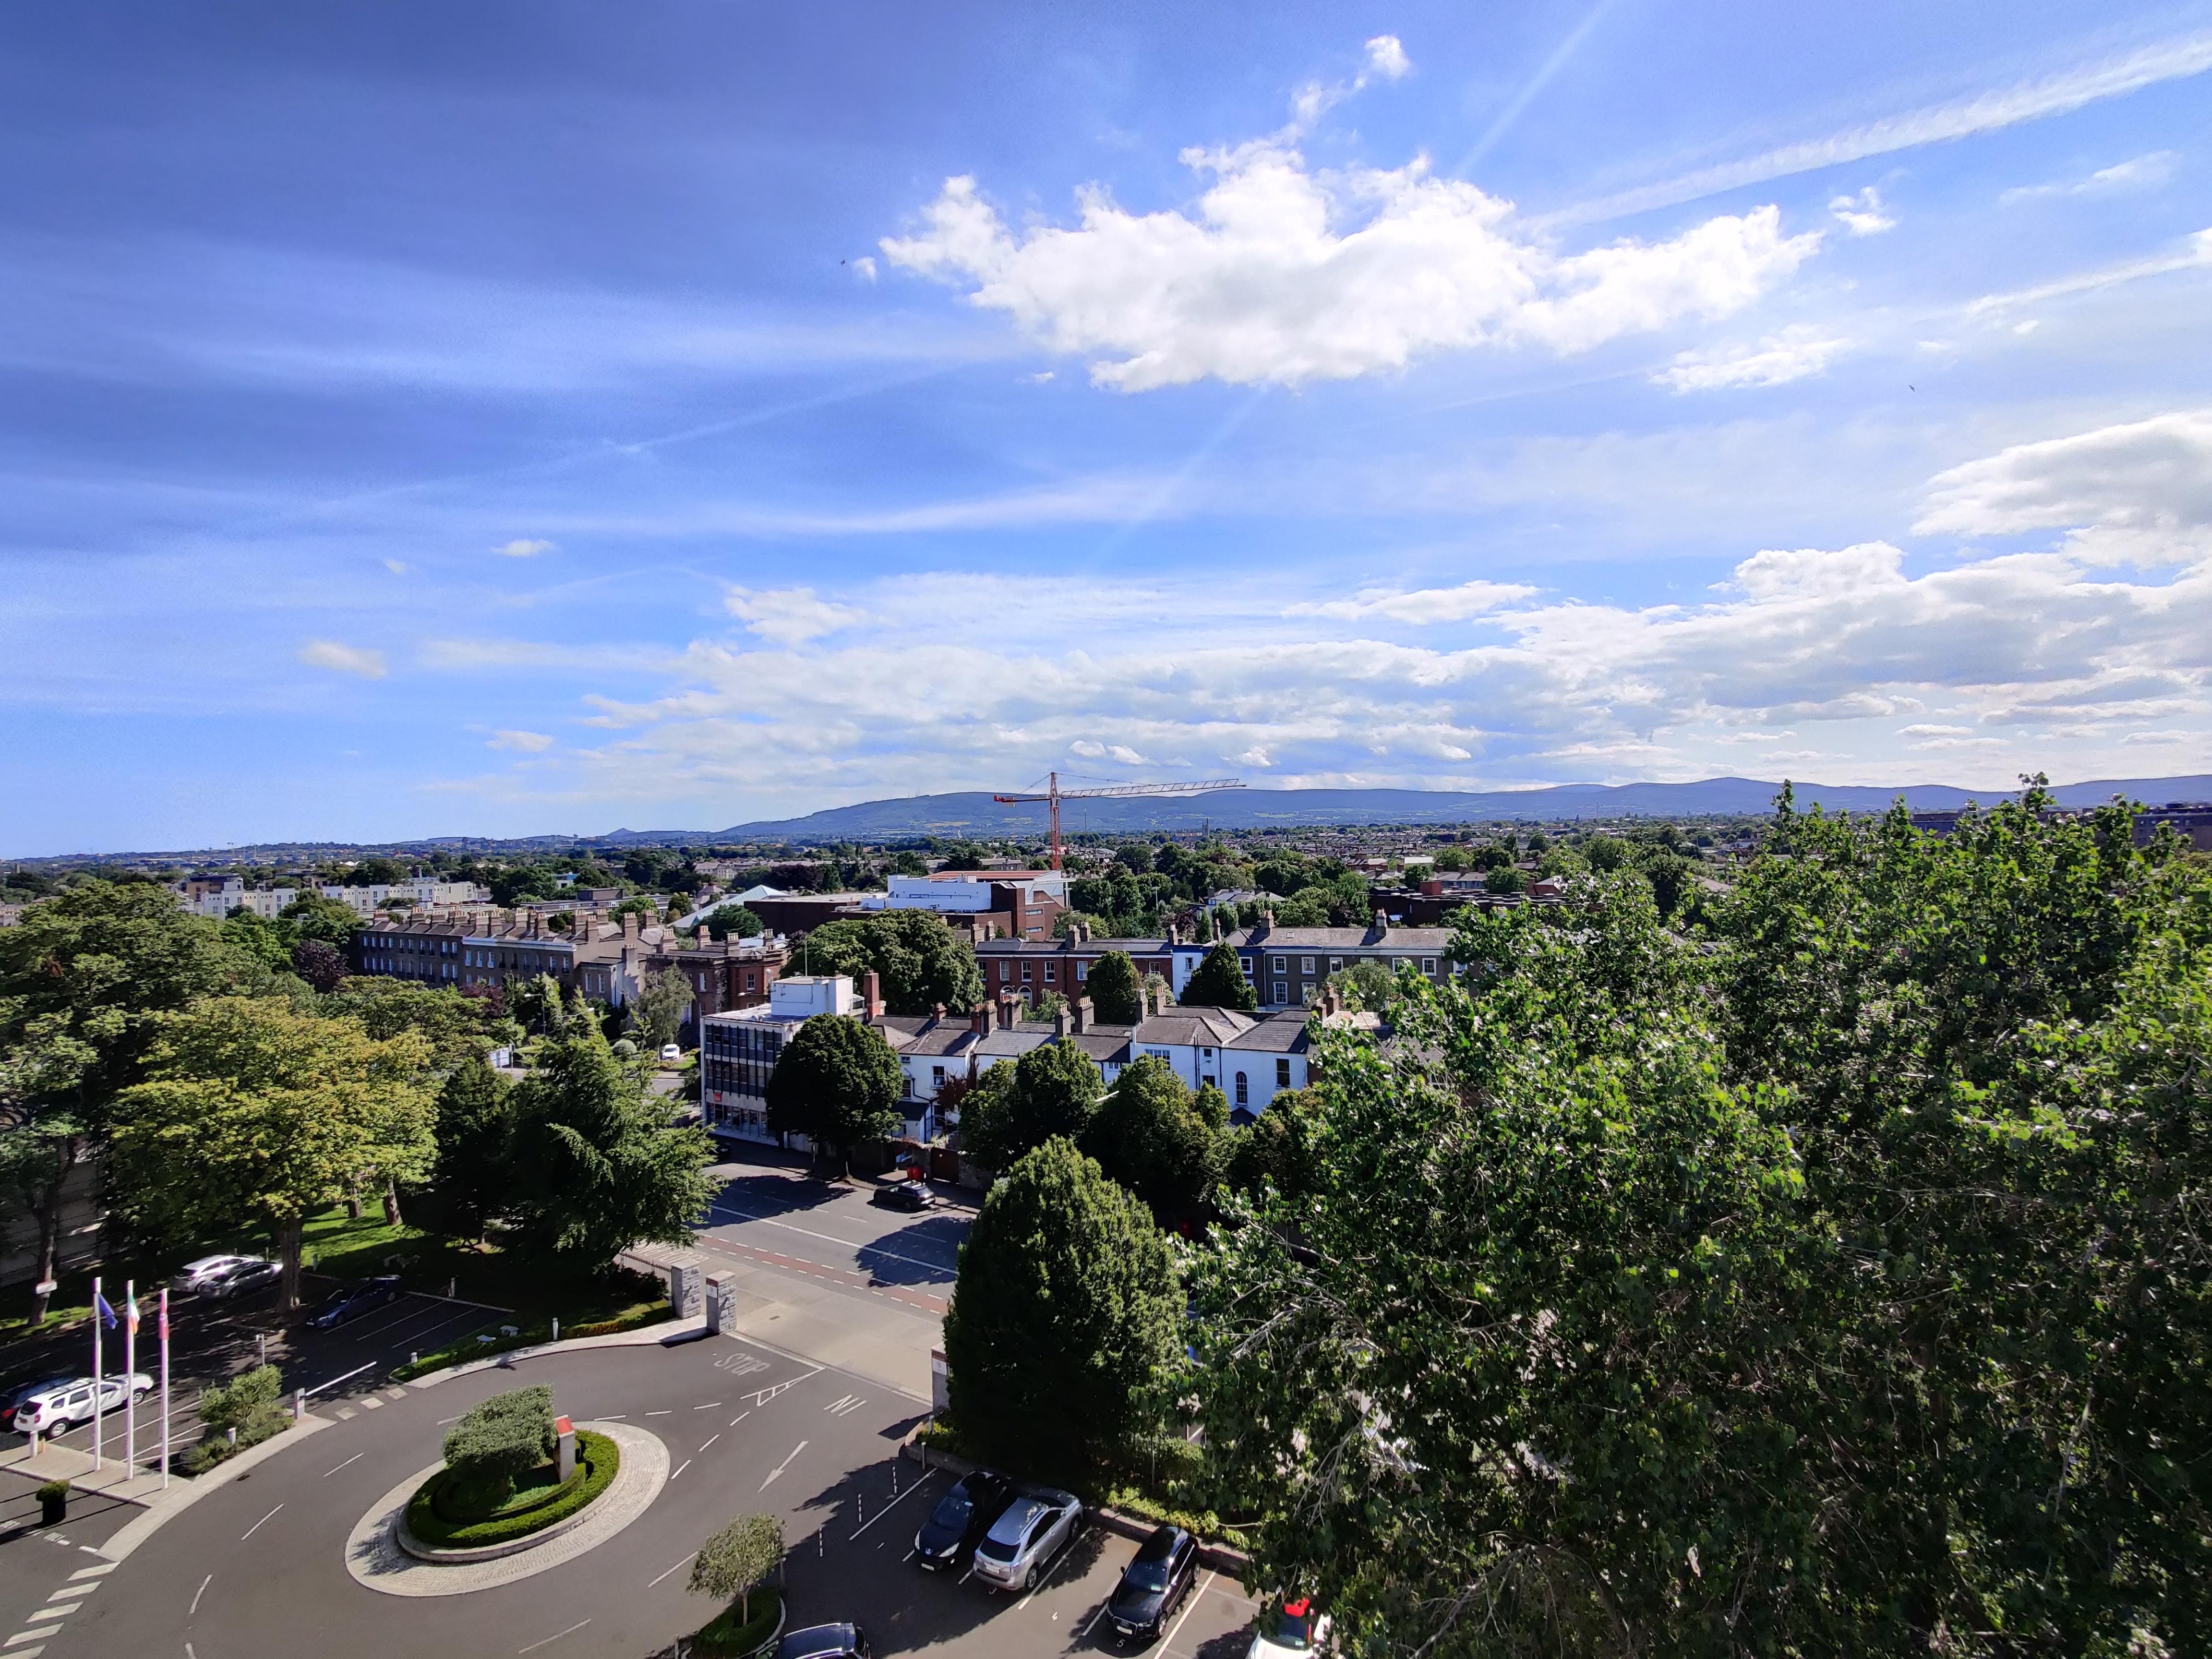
xmin=111 ymin=998 xmax=437 ymax=1308
xmin=0 ymin=881 xmax=268 ymax=1320
xmin=1178 ymin=939 xmax=1256 ymax=1011
xmin=504 ymin=1023 xmax=717 ymax=1265
xmin=763 ymin=1014 xmax=903 ymax=1173
xmin=1081 ymin=1056 xmax=1219 ymax=1227
xmin=1084 ymin=949 xmax=1143 ymax=1024
xmin=955 ymin=1039 xmax=1101 ymax=1175
xmin=629 ymin=964 xmax=694 ymax=1050
xmin=323 ymin=976 xmax=494 ymax=1069
xmin=278 ymin=892 xmax=363 ymax=947
xmin=943 ymin=1136 xmax=1181 ymax=1474
xmin=702 ymin=904 xmax=768 ymax=941
xmin=429 ymin=1055 xmax=514 ymax=1242
xmin=796 ymin=911 xmax=983 ymax=1015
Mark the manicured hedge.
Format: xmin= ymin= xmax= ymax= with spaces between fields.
xmin=405 ymin=1429 xmax=619 ymax=1548
xmin=692 ymin=1587 xmax=784 ymax=1659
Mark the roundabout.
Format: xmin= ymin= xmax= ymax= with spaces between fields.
xmin=346 ymin=1419 xmax=670 ymax=1596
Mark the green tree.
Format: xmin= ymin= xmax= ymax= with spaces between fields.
xmin=1485 ymin=863 xmax=1527 ymax=895
xmin=323 ymin=977 xmax=493 ymax=1069
xmin=443 ymin=1384 xmax=555 ymax=1507
xmin=430 ymin=1055 xmax=513 ymax=1241
xmin=955 ymin=1040 xmax=1101 ymax=1175
xmin=1323 ymin=957 xmax=1396 ymax=1013
xmin=0 ymin=882 xmax=268 ymax=1321
xmin=763 ymin=1015 xmax=903 ymax=1174
xmin=944 ymin=1137 xmax=1182 ymax=1474
xmin=690 ymin=1513 xmax=785 ymax=1623
xmin=1221 ymin=1084 xmax=1318 ymax=1198
xmin=112 ymin=998 xmax=437 ymax=1309
xmin=346 ymin=856 xmax=411 ymax=886
xmin=797 ymin=912 xmax=984 ymax=1015
xmin=290 ymin=937 xmax=349 ymax=993
xmin=702 ymin=903 xmax=767 ymax=941
xmin=507 ymin=973 xmax=570 ymax=1036
xmin=490 ymin=865 xmax=558 ymax=906
xmin=629 ymin=964 xmax=694 ymax=1051
xmin=1178 ymin=940 xmax=1256 ymax=1011
xmin=279 ymin=892 xmax=363 ymax=947
xmin=504 ymin=1024 xmax=717 ymax=1266
xmin=1081 ymin=1057 xmax=1219 ymax=1226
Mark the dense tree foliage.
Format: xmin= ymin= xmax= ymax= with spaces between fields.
xmin=112 ymin=998 xmax=437 ymax=1307
xmin=1080 ymin=1056 xmax=1220 ymax=1227
xmin=1189 ymin=787 xmax=2211 ymax=1659
xmin=628 ymin=964 xmax=694 ymax=1050
xmin=956 ymin=1040 xmax=1102 ymax=1174
xmin=1178 ymin=940 xmax=1257 ymax=1011
xmin=702 ymin=903 xmax=768 ymax=941
xmin=1084 ymin=949 xmax=1143 ymax=1024
xmin=323 ymin=976 xmax=503 ymax=1068
xmin=798 ymin=911 xmax=984 ymax=1015
xmin=943 ymin=1136 xmax=1182 ymax=1474
xmin=763 ymin=1014 xmax=903 ymax=1171
xmin=429 ymin=1055 xmax=513 ymax=1241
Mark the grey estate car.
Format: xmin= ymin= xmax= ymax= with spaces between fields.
xmin=970 ymin=1487 xmax=1082 ymax=1591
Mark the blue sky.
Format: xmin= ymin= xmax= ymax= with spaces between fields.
xmin=4 ymin=1 xmax=2210 ymax=853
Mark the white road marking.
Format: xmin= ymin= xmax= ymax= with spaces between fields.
xmin=32 ymin=1603 xmax=79 ymax=1620
xmin=517 ymin=1618 xmax=590 ymax=1652
xmin=694 ymin=1401 xmax=722 ymax=1409
xmin=647 ymin=1551 xmax=697 ymax=1588
xmin=699 ymin=1434 xmax=719 ymax=1452
xmin=758 ymin=1440 xmax=807 ymax=1491
xmin=240 ymin=1503 xmax=284 ymax=1540
xmin=5 ymin=1629 xmax=60 ymax=1647
xmin=334 ymin=1408 xmax=357 ymax=1420
xmin=671 ymin=1459 xmax=692 ymax=1481
xmin=645 ymin=1410 xmax=672 ymax=1417
xmin=68 ymin=1565 xmax=114 ymax=1580
xmin=385 ymin=1387 xmax=408 ymax=1400
xmin=359 ymin=1396 xmax=382 ymax=1410
xmin=1158 ymin=1570 xmax=1215 ymax=1655
xmin=708 ymin=1201 xmax=961 ymax=1275
xmin=728 ymin=1410 xmax=750 ymax=1427
xmin=850 ymin=1469 xmax=936 ymax=1538
xmin=1016 ymin=1530 xmax=1088 ymax=1610
xmin=190 ymin=1573 xmax=213 ymax=1616
xmin=324 ymin=1452 xmax=365 ymax=1477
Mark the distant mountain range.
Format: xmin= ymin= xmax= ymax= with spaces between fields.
xmin=591 ymin=772 xmax=2212 ymax=846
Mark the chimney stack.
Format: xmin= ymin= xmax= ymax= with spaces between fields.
xmin=622 ymin=911 xmax=639 ymax=941
xmin=1370 ymin=910 xmax=1388 ymax=942
xmin=1072 ymin=997 xmax=1092 ymax=1034
xmin=932 ymin=1001 xmax=946 ymax=1026
xmin=863 ymin=970 xmax=884 ymax=1019
xmin=970 ymin=1005 xmax=990 ymax=1035
xmin=1053 ymin=1004 xmax=1072 ymax=1039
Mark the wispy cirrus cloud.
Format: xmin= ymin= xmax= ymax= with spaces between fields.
xmin=298 ymin=639 xmax=387 ymax=679
xmin=1655 ymin=325 xmax=1851 ymax=392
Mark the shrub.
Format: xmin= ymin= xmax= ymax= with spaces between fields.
xmin=442 ymin=1384 xmax=554 ymax=1507
xmin=692 ymin=1587 xmax=784 ymax=1659
xmin=35 ymin=1480 xmax=69 ymax=1504
xmin=198 ymin=1364 xmax=282 ymax=1433
xmin=690 ymin=1513 xmax=784 ymax=1618
xmin=406 ymin=1428 xmax=618 ymax=1548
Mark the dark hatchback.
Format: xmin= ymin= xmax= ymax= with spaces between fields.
xmin=1107 ymin=1525 xmax=1199 ymax=1643
xmin=913 ymin=1468 xmax=1014 ymax=1570
xmin=304 ymin=1274 xmax=403 ymax=1330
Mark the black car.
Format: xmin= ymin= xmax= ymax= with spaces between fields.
xmin=913 ymin=1468 xmax=1014 ymax=1570
xmin=1107 ymin=1525 xmax=1199 ymax=1643
xmin=777 ymin=1624 xmax=871 ymax=1659
xmin=871 ymin=1180 xmax=937 ymax=1212
xmin=304 ymin=1274 xmax=403 ymax=1330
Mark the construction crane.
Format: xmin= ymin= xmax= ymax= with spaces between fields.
xmin=993 ymin=772 xmax=1246 ymax=871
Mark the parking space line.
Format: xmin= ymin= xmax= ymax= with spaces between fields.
xmin=1016 ymin=1532 xmax=1088 ymax=1611
xmin=850 ymin=1468 xmax=935 ymax=1539
xmin=1158 ymin=1571 xmax=1215 ymax=1657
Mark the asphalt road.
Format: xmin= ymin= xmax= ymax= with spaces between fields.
xmin=18 ymin=1328 xmax=1256 ymax=1659
xmin=697 ymin=1164 xmax=971 ymax=1320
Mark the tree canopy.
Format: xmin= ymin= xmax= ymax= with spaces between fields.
xmin=943 ymin=1136 xmax=1182 ymax=1474
xmin=1084 ymin=949 xmax=1143 ymax=1024
xmin=763 ymin=1014 xmax=903 ymax=1171
xmin=1178 ymin=940 xmax=1256 ymax=1011
xmin=702 ymin=903 xmax=768 ymax=941
xmin=1081 ymin=1056 xmax=1220 ymax=1226
xmin=429 ymin=1054 xmax=513 ymax=1241
xmin=629 ymin=964 xmax=694 ymax=1050
xmin=955 ymin=1040 xmax=1101 ymax=1175
xmin=797 ymin=911 xmax=983 ymax=1015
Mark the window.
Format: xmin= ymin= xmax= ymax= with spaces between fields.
xmin=1021 ymin=962 xmax=1033 ymax=982
xmin=1329 ymin=957 xmax=1342 ymax=973
xmin=1235 ymin=1072 xmax=1248 ymax=1106
xmin=1301 ymin=956 xmax=1315 ymax=974
xmin=1270 ymin=956 xmax=1287 ymax=973
xmin=932 ymin=1065 xmax=945 ymax=1089
xmin=1421 ymin=957 xmax=1438 ymax=975
xmin=1000 ymin=962 xmax=1013 ymax=983
xmin=1276 ymin=1058 xmax=1292 ymax=1088
xmin=1075 ymin=960 xmax=1088 ymax=980
xmin=1240 ymin=956 xmax=1254 ymax=979
xmin=1273 ymin=979 xmax=1288 ymax=1004
xmin=1044 ymin=962 xmax=1056 ymax=983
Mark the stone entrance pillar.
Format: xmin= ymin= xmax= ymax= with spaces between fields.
xmin=706 ymin=1271 xmax=739 ymax=1335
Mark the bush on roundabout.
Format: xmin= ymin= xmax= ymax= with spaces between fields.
xmin=405 ymin=1429 xmax=619 ymax=1549
xmin=691 ymin=1587 xmax=785 ymax=1659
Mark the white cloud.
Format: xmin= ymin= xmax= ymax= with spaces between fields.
xmin=1559 ymin=29 xmax=2212 ymax=224
xmin=494 ymin=538 xmax=556 ymax=557
xmin=852 ymin=255 xmax=878 ymax=281
xmin=882 ymin=144 xmax=1819 ymax=390
xmin=1656 ymin=325 xmax=1851 ymax=392
xmin=1915 ymin=409 xmax=2212 ymax=565
xmin=383 ymin=558 xmax=409 ymax=575
xmin=488 ymin=729 xmax=554 ymax=752
xmin=1287 ymin=580 xmax=1538 ymax=622
xmin=1965 ymin=229 xmax=2212 ymax=319
xmin=1828 ymin=185 xmax=1895 ymax=235
xmin=723 ymin=585 xmax=871 ymax=645
xmin=1365 ymin=35 xmax=1412 ymax=80
xmin=2001 ymin=150 xmax=2178 ymax=203
xmin=298 ymin=639 xmax=387 ymax=679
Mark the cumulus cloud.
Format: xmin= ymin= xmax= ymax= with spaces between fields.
xmin=494 ymin=538 xmax=556 ymax=557
xmin=1366 ymin=35 xmax=1412 ymax=79
xmin=299 ymin=639 xmax=387 ymax=679
xmin=1287 ymin=580 xmax=1537 ymax=622
xmin=852 ymin=255 xmax=878 ymax=281
xmin=724 ymin=585 xmax=871 ymax=645
xmin=1071 ymin=739 xmax=1149 ymax=764
xmin=2001 ymin=150 xmax=2178 ymax=204
xmin=1915 ymin=409 xmax=2212 ymax=564
xmin=882 ymin=142 xmax=1820 ymax=390
xmin=488 ymin=729 xmax=554 ymax=752
xmin=1656 ymin=325 xmax=1851 ymax=392
xmin=1828 ymin=185 xmax=1896 ymax=235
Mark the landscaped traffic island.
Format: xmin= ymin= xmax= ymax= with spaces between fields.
xmin=398 ymin=1384 xmax=620 ymax=1560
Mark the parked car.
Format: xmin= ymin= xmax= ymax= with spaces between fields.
xmin=776 ymin=1625 xmax=871 ymax=1659
xmin=971 ymin=1487 xmax=1082 ymax=1592
xmin=2 ymin=1375 xmax=79 ymax=1432
xmin=660 ymin=1043 xmax=683 ymax=1064
xmin=200 ymin=1258 xmax=281 ymax=1301
xmin=871 ymin=1179 xmax=938 ymax=1213
xmin=1248 ymin=1598 xmax=1329 ymax=1659
xmin=12 ymin=1373 xmax=153 ymax=1436
xmin=1107 ymin=1525 xmax=1199 ymax=1643
xmin=174 ymin=1253 xmax=259 ymax=1295
xmin=304 ymin=1274 xmax=403 ymax=1329
xmin=913 ymin=1468 xmax=1014 ymax=1571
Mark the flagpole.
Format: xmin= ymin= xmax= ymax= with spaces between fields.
xmin=91 ymin=1274 xmax=103 ymax=1473
xmin=124 ymin=1279 xmax=137 ymax=1475
xmin=160 ymin=1288 xmax=171 ymax=1489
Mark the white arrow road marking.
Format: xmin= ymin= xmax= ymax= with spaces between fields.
xmin=759 ymin=1440 xmax=808 ymax=1491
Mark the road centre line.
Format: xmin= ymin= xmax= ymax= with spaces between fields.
xmin=648 ymin=1552 xmax=697 ymax=1588
xmin=517 ymin=1618 xmax=590 ymax=1653
xmin=671 ymin=1460 xmax=692 ymax=1481
xmin=699 ymin=1434 xmax=719 ymax=1452
xmin=850 ymin=1468 xmax=935 ymax=1538
xmin=189 ymin=1574 xmax=211 ymax=1616
xmin=323 ymin=1452 xmax=365 ymax=1477
xmin=240 ymin=1504 xmax=283 ymax=1541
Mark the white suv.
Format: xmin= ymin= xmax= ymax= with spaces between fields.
xmin=13 ymin=1373 xmax=153 ymax=1436
xmin=971 ymin=1488 xmax=1082 ymax=1591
